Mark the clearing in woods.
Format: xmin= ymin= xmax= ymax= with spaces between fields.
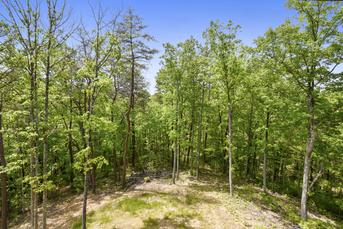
xmin=14 ymin=172 xmax=340 ymax=229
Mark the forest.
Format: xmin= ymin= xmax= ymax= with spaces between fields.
xmin=0 ymin=0 xmax=342 ymax=228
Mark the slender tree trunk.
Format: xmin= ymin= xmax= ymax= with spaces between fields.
xmin=123 ymin=111 xmax=131 ymax=186
xmin=68 ymin=128 xmax=74 ymax=186
xmin=43 ymin=29 xmax=52 ymax=229
xmin=123 ymin=48 xmax=135 ymax=186
xmin=82 ymin=172 xmax=88 ymax=229
xmin=263 ymin=111 xmax=270 ymax=192
xmin=196 ymin=86 xmax=205 ymax=180
xmin=90 ymin=134 xmax=96 ymax=194
xmin=172 ymin=87 xmax=180 ymax=184
xmin=82 ymin=88 xmax=93 ymax=229
xmin=228 ymin=105 xmax=233 ymax=196
xmin=176 ymin=111 xmax=182 ymax=179
xmin=300 ymin=84 xmax=315 ymax=220
xmin=0 ymin=97 xmax=8 ymax=229
xmin=172 ymin=141 xmax=177 ymax=184
xmin=176 ymin=142 xmax=180 ymax=179
xmin=33 ymin=20 xmax=40 ymax=229
xmin=131 ymin=119 xmax=136 ymax=169
xmin=29 ymin=61 xmax=35 ymax=229
xmin=203 ymin=131 xmax=207 ymax=163
xmin=68 ymin=95 xmax=74 ymax=187
xmin=246 ymin=100 xmax=254 ymax=179
xmin=189 ymin=101 xmax=195 ymax=171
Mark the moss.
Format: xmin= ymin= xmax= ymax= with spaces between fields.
xmin=116 ymin=197 xmax=161 ymax=214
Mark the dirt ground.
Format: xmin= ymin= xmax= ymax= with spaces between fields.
xmin=12 ymin=172 xmax=338 ymax=229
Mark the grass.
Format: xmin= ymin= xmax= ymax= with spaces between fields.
xmin=142 ymin=217 xmax=160 ymax=229
xmin=71 ymin=211 xmax=96 ymax=229
xmin=70 ymin=173 xmax=341 ymax=229
xmin=117 ymin=197 xmax=161 ymax=214
xmin=235 ymin=184 xmax=341 ymax=229
xmin=185 ymin=193 xmax=202 ymax=205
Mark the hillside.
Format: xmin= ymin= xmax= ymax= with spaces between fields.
xmin=13 ymin=172 xmax=341 ymax=229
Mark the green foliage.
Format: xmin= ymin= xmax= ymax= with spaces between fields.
xmin=0 ymin=0 xmax=342 ymax=227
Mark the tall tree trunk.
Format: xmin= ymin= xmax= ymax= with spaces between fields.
xmin=189 ymin=101 xmax=195 ymax=170
xmin=131 ymin=119 xmax=136 ymax=169
xmin=246 ymin=100 xmax=254 ymax=179
xmin=82 ymin=172 xmax=88 ymax=229
xmin=172 ymin=87 xmax=180 ymax=184
xmin=68 ymin=127 xmax=74 ymax=186
xmin=90 ymin=134 xmax=96 ymax=194
xmin=0 ymin=97 xmax=8 ymax=229
xmin=176 ymin=142 xmax=180 ymax=179
xmin=196 ymin=86 xmax=205 ymax=180
xmin=263 ymin=110 xmax=270 ymax=192
xmin=43 ymin=24 xmax=52 ymax=229
xmin=300 ymin=84 xmax=315 ymax=220
xmin=29 ymin=57 xmax=36 ymax=229
xmin=82 ymin=88 xmax=93 ymax=229
xmin=228 ymin=105 xmax=233 ymax=196
xmin=123 ymin=48 xmax=135 ymax=186
xmin=68 ymin=94 xmax=74 ymax=188
xmin=172 ymin=141 xmax=177 ymax=184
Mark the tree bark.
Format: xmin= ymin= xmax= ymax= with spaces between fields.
xmin=196 ymin=86 xmax=205 ymax=180
xmin=300 ymin=83 xmax=315 ymax=220
xmin=172 ymin=86 xmax=180 ymax=184
xmin=228 ymin=105 xmax=233 ymax=196
xmin=131 ymin=119 xmax=136 ymax=169
xmin=263 ymin=111 xmax=270 ymax=192
xmin=68 ymin=95 xmax=74 ymax=188
xmin=43 ymin=16 xmax=52 ymax=228
xmin=82 ymin=172 xmax=88 ymax=229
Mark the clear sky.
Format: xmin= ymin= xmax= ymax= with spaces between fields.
xmin=66 ymin=0 xmax=299 ymax=93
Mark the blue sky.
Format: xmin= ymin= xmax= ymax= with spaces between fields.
xmin=67 ymin=0 xmax=298 ymax=93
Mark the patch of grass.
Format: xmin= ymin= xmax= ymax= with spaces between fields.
xmin=143 ymin=217 xmax=160 ymax=229
xmin=99 ymin=214 xmax=112 ymax=224
xmin=165 ymin=208 xmax=199 ymax=220
xmin=143 ymin=216 xmax=193 ymax=229
xmin=99 ymin=202 xmax=115 ymax=212
xmin=300 ymin=219 xmax=340 ymax=229
xmin=71 ymin=211 xmax=96 ymax=229
xmin=116 ymin=197 xmax=161 ymax=214
xmin=236 ymin=185 xmax=340 ymax=229
xmin=185 ymin=193 xmax=202 ymax=205
xmin=140 ymin=192 xmax=154 ymax=198
xmin=71 ymin=218 xmax=82 ymax=229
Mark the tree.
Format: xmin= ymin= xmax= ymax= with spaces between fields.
xmin=257 ymin=0 xmax=342 ymax=219
xmin=41 ymin=1 xmax=73 ymax=227
xmin=204 ymin=20 xmax=242 ymax=196
xmin=0 ymin=20 xmax=13 ymax=229
xmin=116 ymin=9 xmax=157 ymax=185
xmin=1 ymin=1 xmax=43 ymax=227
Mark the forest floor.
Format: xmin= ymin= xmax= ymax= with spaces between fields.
xmin=13 ymin=172 xmax=341 ymax=229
